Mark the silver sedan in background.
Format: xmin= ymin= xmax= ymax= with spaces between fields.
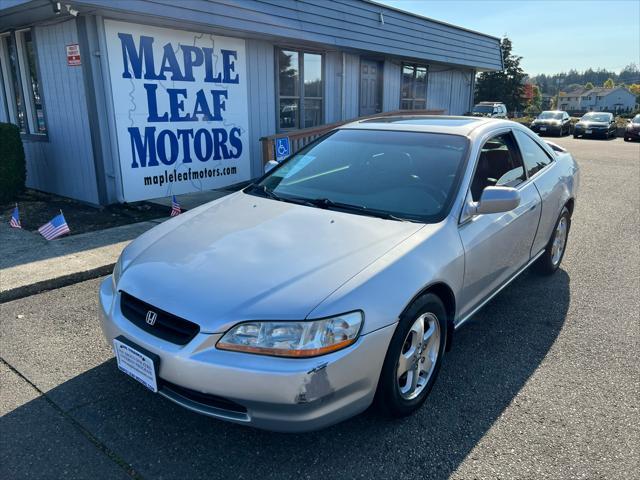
xmin=99 ymin=116 xmax=579 ymax=432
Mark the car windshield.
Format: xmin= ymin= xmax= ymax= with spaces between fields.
xmin=473 ymin=105 xmax=493 ymax=113
xmin=581 ymin=113 xmax=610 ymax=122
xmin=538 ymin=112 xmax=562 ymax=120
xmin=250 ymin=129 xmax=469 ymax=223
xmin=633 ymin=114 xmax=640 ymax=124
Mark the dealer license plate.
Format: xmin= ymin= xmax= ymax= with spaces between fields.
xmin=540 ymin=127 xmax=547 ymax=131
xmin=586 ymin=129 xmax=592 ymax=134
xmin=113 ymin=337 xmax=158 ymax=392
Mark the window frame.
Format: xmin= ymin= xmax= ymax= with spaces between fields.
xmin=468 ymin=130 xmax=528 ymax=203
xmin=275 ymin=47 xmax=324 ymax=132
xmin=0 ymin=28 xmax=48 ymax=138
xmin=400 ymin=62 xmax=428 ymax=110
xmin=513 ymin=129 xmax=555 ymax=179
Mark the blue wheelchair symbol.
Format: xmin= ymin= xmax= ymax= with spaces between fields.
xmin=275 ymin=137 xmax=291 ymax=161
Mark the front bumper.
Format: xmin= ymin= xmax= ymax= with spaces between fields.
xmin=573 ymin=126 xmax=609 ymax=137
xmin=531 ymin=123 xmax=561 ymax=134
xmin=624 ymin=128 xmax=640 ymax=140
xmin=99 ymin=277 xmax=396 ymax=432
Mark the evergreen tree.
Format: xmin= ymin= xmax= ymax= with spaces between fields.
xmin=475 ymin=37 xmax=526 ymax=111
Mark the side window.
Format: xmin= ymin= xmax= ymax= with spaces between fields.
xmin=514 ymin=130 xmax=553 ymax=177
xmin=470 ymin=133 xmax=526 ymax=201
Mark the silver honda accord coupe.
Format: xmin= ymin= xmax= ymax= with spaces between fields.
xmin=99 ymin=116 xmax=579 ymax=432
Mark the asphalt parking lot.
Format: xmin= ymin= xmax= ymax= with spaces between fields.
xmin=1 ymin=136 xmax=638 ymax=480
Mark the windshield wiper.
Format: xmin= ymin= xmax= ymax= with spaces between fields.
xmin=306 ymin=198 xmax=413 ymax=222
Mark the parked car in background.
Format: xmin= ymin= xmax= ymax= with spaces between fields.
xmin=471 ymin=102 xmax=508 ymax=118
xmin=623 ymin=114 xmax=640 ymax=142
xmin=100 ymin=116 xmax=579 ymax=432
xmin=530 ymin=111 xmax=571 ymax=136
xmin=573 ymin=112 xmax=617 ymax=139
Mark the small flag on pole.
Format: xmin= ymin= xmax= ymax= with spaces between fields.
xmin=9 ymin=204 xmax=21 ymax=229
xmin=38 ymin=212 xmax=70 ymax=240
xmin=170 ymin=195 xmax=181 ymax=217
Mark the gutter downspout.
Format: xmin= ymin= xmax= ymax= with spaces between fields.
xmin=341 ymin=52 xmax=346 ymax=120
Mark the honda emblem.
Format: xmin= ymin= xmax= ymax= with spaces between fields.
xmin=145 ymin=310 xmax=158 ymax=326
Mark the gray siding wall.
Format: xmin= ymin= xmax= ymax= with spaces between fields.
xmin=28 ymin=19 xmax=98 ymax=204
xmin=246 ymin=39 xmax=276 ymax=177
xmin=382 ymin=58 xmax=401 ymax=111
xmin=427 ymin=66 xmax=474 ymax=115
xmin=343 ymin=52 xmax=360 ymax=120
xmin=63 ymin=0 xmax=502 ymax=71
xmin=324 ymin=50 xmax=342 ymax=124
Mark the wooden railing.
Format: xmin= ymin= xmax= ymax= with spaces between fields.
xmin=259 ymin=109 xmax=444 ymax=164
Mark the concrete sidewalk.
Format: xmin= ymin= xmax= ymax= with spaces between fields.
xmin=0 ymin=220 xmax=162 ymax=303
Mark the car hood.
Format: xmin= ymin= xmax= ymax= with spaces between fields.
xmin=533 ymin=119 xmax=560 ymax=124
xmin=117 ymin=192 xmax=424 ymax=333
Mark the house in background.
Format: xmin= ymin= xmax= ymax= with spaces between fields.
xmin=558 ymin=86 xmax=636 ymax=114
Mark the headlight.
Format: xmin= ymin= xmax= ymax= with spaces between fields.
xmin=112 ymin=255 xmax=123 ymax=288
xmin=217 ymin=311 xmax=364 ymax=357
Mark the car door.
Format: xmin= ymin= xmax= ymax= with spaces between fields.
xmin=513 ymin=129 xmax=564 ymax=256
xmin=457 ymin=130 xmax=542 ymax=321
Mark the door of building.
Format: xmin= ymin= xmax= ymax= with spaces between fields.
xmin=360 ymin=59 xmax=382 ymax=116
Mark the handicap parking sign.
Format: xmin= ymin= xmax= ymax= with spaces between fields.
xmin=275 ymin=137 xmax=291 ymax=161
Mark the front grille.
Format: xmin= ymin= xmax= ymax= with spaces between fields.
xmin=161 ymin=379 xmax=248 ymax=415
xmin=119 ymin=292 xmax=200 ymax=345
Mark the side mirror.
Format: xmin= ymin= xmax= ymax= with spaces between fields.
xmin=471 ymin=186 xmax=521 ymax=215
xmin=264 ymin=160 xmax=279 ymax=174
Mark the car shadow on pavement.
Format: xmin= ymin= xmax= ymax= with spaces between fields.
xmin=1 ymin=270 xmax=570 ymax=480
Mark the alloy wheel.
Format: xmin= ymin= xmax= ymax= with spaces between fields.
xmin=396 ymin=313 xmax=441 ymax=400
xmin=551 ymin=216 xmax=568 ymax=266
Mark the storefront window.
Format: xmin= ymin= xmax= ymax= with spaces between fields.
xmin=278 ymin=48 xmax=323 ymax=130
xmin=0 ymin=30 xmax=47 ymax=135
xmin=1 ymin=35 xmax=27 ymax=133
xmin=20 ymin=30 xmax=47 ymax=134
xmin=400 ymin=63 xmax=428 ymax=110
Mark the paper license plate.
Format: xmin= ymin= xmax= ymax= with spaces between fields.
xmin=586 ymin=129 xmax=592 ymax=134
xmin=113 ymin=337 xmax=158 ymax=392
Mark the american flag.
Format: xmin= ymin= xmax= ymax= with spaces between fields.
xmin=170 ymin=195 xmax=181 ymax=217
xmin=9 ymin=204 xmax=21 ymax=229
xmin=38 ymin=212 xmax=70 ymax=240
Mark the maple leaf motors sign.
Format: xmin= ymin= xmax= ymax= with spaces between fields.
xmin=104 ymin=20 xmax=251 ymax=202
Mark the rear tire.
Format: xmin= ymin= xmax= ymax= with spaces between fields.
xmin=573 ymin=134 xmax=578 ymax=139
xmin=534 ymin=207 xmax=571 ymax=275
xmin=624 ymin=137 xmax=630 ymax=142
xmin=375 ymin=294 xmax=447 ymax=418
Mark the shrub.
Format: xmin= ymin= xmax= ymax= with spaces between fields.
xmin=0 ymin=123 xmax=26 ymax=202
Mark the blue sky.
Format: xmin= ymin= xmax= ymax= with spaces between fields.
xmin=376 ymin=0 xmax=640 ymax=75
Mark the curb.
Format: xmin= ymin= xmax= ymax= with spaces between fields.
xmin=0 ymin=263 xmax=115 ymax=304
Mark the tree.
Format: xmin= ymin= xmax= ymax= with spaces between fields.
xmin=584 ymin=82 xmax=594 ymax=90
xmin=524 ymin=85 xmax=542 ymax=115
xmin=603 ymin=78 xmax=615 ymax=88
xmin=475 ymin=37 xmax=526 ymax=112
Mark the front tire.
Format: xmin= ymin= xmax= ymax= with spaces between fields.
xmin=534 ymin=207 xmax=571 ymax=275
xmin=375 ymin=294 xmax=447 ymax=417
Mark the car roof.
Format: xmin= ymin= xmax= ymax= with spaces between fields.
xmin=339 ymin=115 xmax=512 ymax=136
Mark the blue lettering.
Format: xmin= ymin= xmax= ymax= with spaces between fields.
xmin=229 ymin=127 xmax=243 ymax=159
xmin=128 ymin=127 xmax=158 ymax=168
xmin=221 ymin=50 xmax=239 ymax=84
xmin=144 ymin=84 xmax=168 ymax=122
xmin=194 ymin=129 xmax=213 ymax=161
xmin=118 ymin=33 xmax=159 ymax=80
xmin=156 ymin=130 xmax=179 ymax=165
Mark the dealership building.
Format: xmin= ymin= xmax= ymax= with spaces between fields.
xmin=0 ymin=0 xmax=502 ymax=205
